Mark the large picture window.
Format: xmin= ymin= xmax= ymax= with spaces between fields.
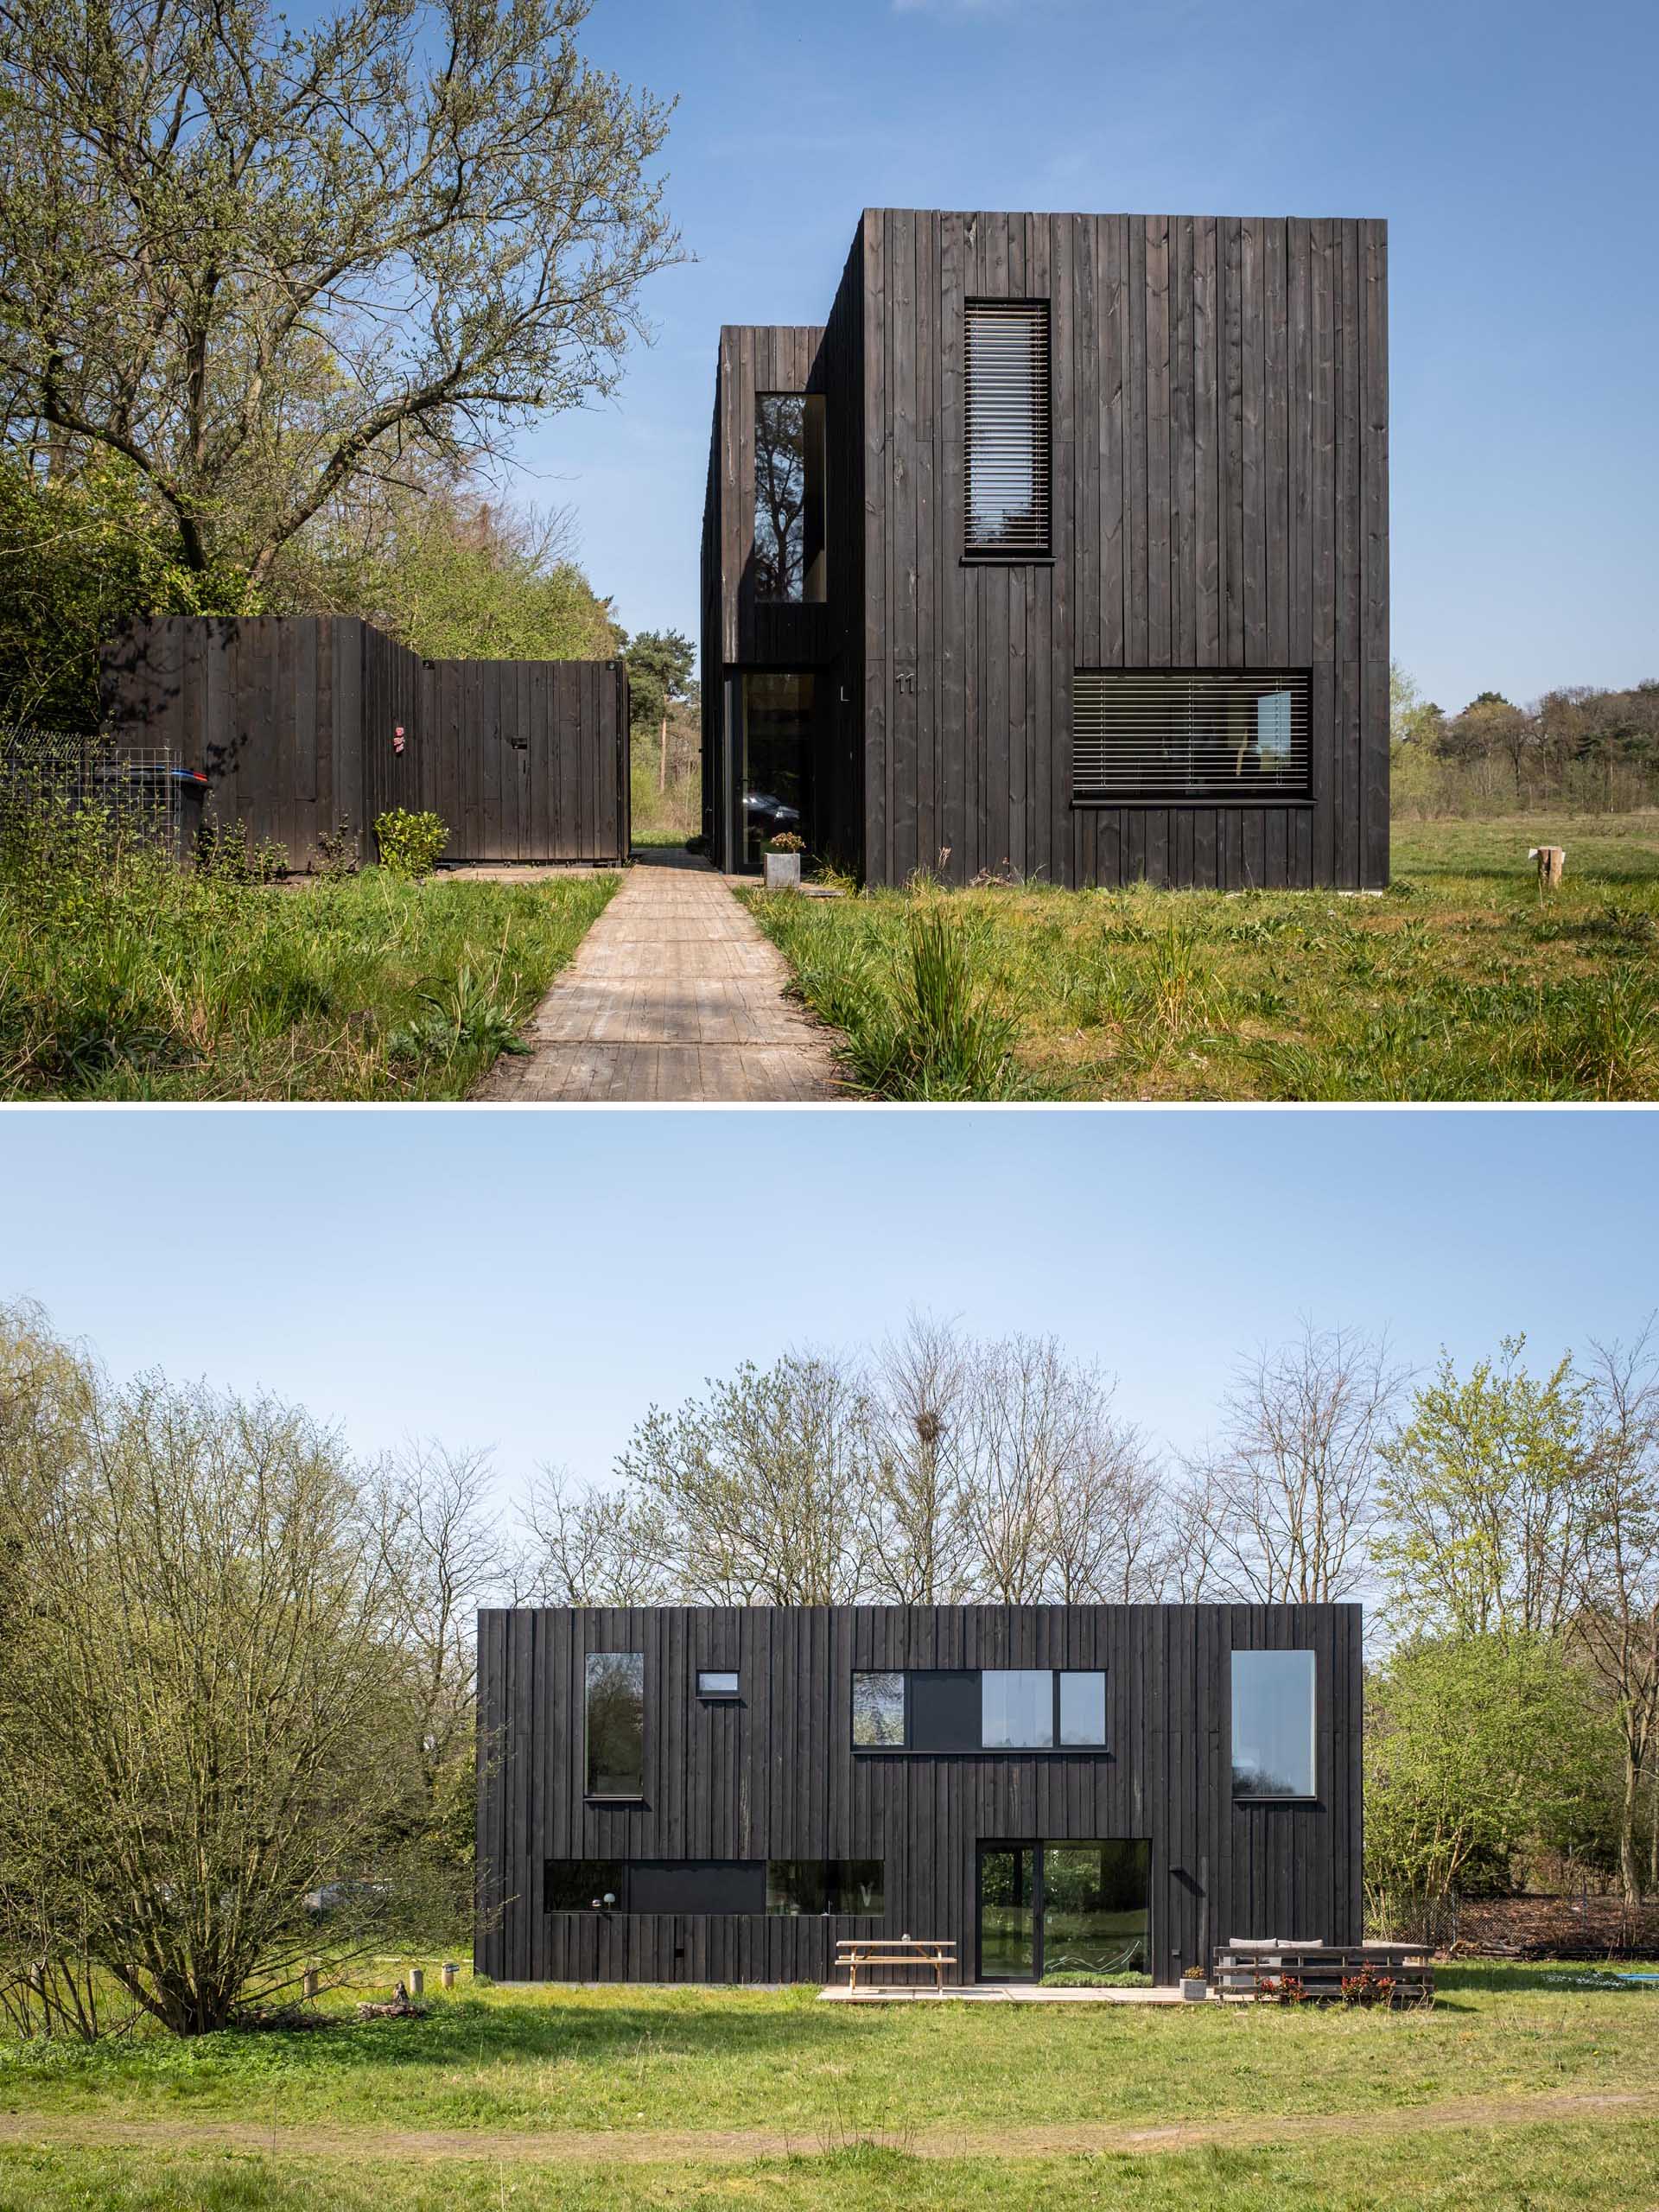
xmin=1072 ymin=671 xmax=1312 ymax=802
xmin=1231 ymin=1649 xmax=1317 ymax=1798
xmin=766 ymin=1859 xmax=885 ymax=1916
xmin=965 ymin=301 xmax=1052 ymax=556
xmin=854 ymin=1669 xmax=1108 ymax=1751
xmin=585 ymin=1650 xmax=645 ymax=1798
xmin=753 ymin=392 xmax=826 ymax=602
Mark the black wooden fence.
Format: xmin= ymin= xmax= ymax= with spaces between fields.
xmin=101 ymin=617 xmax=629 ymax=871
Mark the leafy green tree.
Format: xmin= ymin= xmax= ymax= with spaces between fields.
xmin=624 ymin=627 xmax=696 ymax=792
xmin=1364 ymin=1631 xmax=1620 ymax=1934
xmin=1375 ymin=1338 xmax=1592 ymax=1641
xmin=0 ymin=456 xmax=257 ymax=725
xmin=290 ymin=480 xmax=620 ymax=663
xmin=0 ymin=0 xmax=681 ymax=582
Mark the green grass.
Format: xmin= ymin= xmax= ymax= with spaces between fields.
xmin=742 ymin=812 xmax=1659 ymax=1100
xmin=0 ymin=858 xmax=617 ymax=1099
xmin=0 ymin=1966 xmax=1655 ymax=2209
xmin=4 ymin=2125 xmax=1659 ymax=2212
xmin=2 ymin=1962 xmax=1654 ymax=2133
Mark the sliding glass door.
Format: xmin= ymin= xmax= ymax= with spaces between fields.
xmin=977 ymin=1842 xmax=1150 ymax=1982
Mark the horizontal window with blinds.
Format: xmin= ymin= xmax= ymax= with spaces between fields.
xmin=1072 ymin=671 xmax=1313 ymax=802
xmin=965 ymin=301 xmax=1051 ymax=556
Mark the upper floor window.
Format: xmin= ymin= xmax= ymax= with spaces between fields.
xmin=1072 ymin=671 xmax=1312 ymax=803
xmin=585 ymin=1650 xmax=645 ymax=1798
xmin=852 ymin=1670 xmax=906 ymax=1746
xmin=1231 ymin=1649 xmax=1317 ymax=1799
xmin=753 ymin=392 xmax=827 ymax=602
xmin=697 ymin=1669 xmax=741 ymax=1699
xmin=965 ymin=301 xmax=1051 ymax=557
xmin=853 ymin=1668 xmax=1107 ymax=1751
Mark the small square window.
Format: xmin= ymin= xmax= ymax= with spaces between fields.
xmin=697 ymin=1670 xmax=741 ymax=1699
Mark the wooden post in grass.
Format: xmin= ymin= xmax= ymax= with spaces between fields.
xmin=409 ymin=1967 xmax=424 ymax=1998
xmin=442 ymin=1962 xmax=458 ymax=1991
xmin=303 ymin=1967 xmax=320 ymax=2001
xmin=1529 ymin=845 xmax=1566 ymax=893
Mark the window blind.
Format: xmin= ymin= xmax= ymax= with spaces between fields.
xmin=965 ymin=302 xmax=1051 ymax=555
xmin=1072 ymin=671 xmax=1312 ymax=801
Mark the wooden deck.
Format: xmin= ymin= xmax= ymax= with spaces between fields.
xmin=474 ymin=859 xmax=845 ymax=1103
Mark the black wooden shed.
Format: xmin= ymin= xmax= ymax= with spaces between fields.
xmin=475 ymin=1602 xmax=1363 ymax=1987
xmin=700 ymin=209 xmax=1388 ymax=887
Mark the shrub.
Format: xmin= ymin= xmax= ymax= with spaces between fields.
xmin=1039 ymin=1969 xmax=1154 ymax=1988
xmin=766 ymin=830 xmax=805 ymax=854
xmin=375 ymin=809 xmax=448 ymax=879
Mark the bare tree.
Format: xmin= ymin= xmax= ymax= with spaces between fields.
xmin=864 ymin=1313 xmax=975 ymax=1604
xmin=0 ymin=0 xmax=682 ymax=579
xmin=615 ymin=1351 xmax=877 ymax=1605
xmin=1048 ymin=1408 xmax=1170 ymax=1604
xmin=1185 ymin=1324 xmax=1407 ymax=1603
xmin=1574 ymin=1326 xmax=1659 ymax=1902
xmin=0 ymin=1341 xmax=430 ymax=2037
xmin=374 ymin=1440 xmax=507 ymax=1856
xmin=516 ymin=1464 xmax=670 ymax=1606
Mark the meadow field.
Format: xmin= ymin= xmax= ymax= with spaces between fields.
xmin=0 ymin=860 xmax=617 ymax=1102
xmin=0 ymin=1964 xmax=1655 ymax=2210
xmin=744 ymin=813 xmax=1659 ymax=1102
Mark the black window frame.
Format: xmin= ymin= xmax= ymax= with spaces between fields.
xmin=696 ymin=1669 xmax=741 ymax=1700
xmin=1230 ymin=1648 xmax=1319 ymax=1803
xmin=1071 ymin=668 xmax=1315 ymax=807
xmin=765 ymin=1858 xmax=886 ymax=1918
xmin=851 ymin=1668 xmax=1109 ymax=1755
xmin=963 ymin=298 xmax=1052 ymax=563
xmin=584 ymin=1649 xmax=646 ymax=1802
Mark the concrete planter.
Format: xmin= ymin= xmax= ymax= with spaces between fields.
xmin=764 ymin=850 xmax=803 ymax=889
xmin=1180 ymin=1978 xmax=1210 ymax=2002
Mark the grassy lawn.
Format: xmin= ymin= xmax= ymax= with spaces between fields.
xmin=0 ymin=1965 xmax=1655 ymax=2208
xmin=742 ymin=813 xmax=1659 ymax=1101
xmin=0 ymin=866 xmax=617 ymax=1100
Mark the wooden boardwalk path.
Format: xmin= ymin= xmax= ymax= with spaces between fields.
xmin=474 ymin=857 xmax=844 ymax=1103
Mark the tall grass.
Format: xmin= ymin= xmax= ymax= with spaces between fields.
xmin=753 ymin=894 xmax=1022 ymax=1099
xmin=0 ymin=800 xmax=616 ymax=1099
xmin=741 ymin=816 xmax=1659 ymax=1103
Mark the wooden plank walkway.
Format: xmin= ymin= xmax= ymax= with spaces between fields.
xmin=474 ymin=860 xmax=844 ymax=1103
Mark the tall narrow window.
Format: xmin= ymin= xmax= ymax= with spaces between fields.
xmin=1231 ymin=1649 xmax=1317 ymax=1798
xmin=754 ymin=392 xmax=826 ymax=602
xmin=965 ymin=302 xmax=1051 ymax=556
xmin=586 ymin=1650 xmax=645 ymax=1798
xmin=1072 ymin=671 xmax=1312 ymax=801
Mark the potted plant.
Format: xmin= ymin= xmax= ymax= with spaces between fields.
xmin=1180 ymin=1965 xmax=1210 ymax=2002
xmin=764 ymin=830 xmax=804 ymax=888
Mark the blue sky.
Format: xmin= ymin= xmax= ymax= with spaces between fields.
xmin=517 ymin=0 xmax=1656 ymax=715
xmin=3 ymin=1109 xmax=1653 ymax=1503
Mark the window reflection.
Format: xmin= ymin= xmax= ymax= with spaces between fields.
xmin=754 ymin=392 xmax=826 ymax=602
xmin=852 ymin=1671 xmax=905 ymax=1746
xmin=982 ymin=1669 xmax=1054 ymax=1749
xmin=1231 ymin=1649 xmax=1316 ymax=1796
xmin=585 ymin=1651 xmax=645 ymax=1797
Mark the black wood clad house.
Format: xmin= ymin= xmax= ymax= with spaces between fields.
xmin=700 ymin=209 xmax=1388 ymax=887
xmin=474 ymin=1604 xmax=1363 ymax=1986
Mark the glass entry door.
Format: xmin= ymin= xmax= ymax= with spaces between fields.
xmin=977 ymin=1842 xmax=1151 ymax=1982
xmin=737 ymin=671 xmax=816 ymax=872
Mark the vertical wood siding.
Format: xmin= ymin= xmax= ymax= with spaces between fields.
xmin=102 ymin=620 xmax=628 ymax=868
xmin=476 ymin=1603 xmax=1363 ymax=1988
xmin=854 ymin=209 xmax=1388 ymax=890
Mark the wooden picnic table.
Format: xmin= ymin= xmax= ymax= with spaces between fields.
xmin=835 ymin=1936 xmax=957 ymax=1993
